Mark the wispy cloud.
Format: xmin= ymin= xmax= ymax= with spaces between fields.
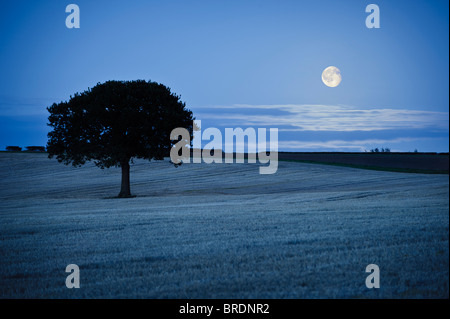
xmin=0 ymin=96 xmax=54 ymax=117
xmin=194 ymin=104 xmax=449 ymax=132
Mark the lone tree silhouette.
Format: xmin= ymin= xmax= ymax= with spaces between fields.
xmin=47 ymin=80 xmax=194 ymax=198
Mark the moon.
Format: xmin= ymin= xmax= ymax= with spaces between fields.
xmin=322 ymin=66 xmax=342 ymax=87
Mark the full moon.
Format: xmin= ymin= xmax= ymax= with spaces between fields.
xmin=322 ymin=66 xmax=342 ymax=87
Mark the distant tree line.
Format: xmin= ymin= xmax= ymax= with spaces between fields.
xmin=365 ymin=148 xmax=423 ymax=153
xmin=370 ymin=147 xmax=391 ymax=153
xmin=5 ymin=146 xmax=46 ymax=152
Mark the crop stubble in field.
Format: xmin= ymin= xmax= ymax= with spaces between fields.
xmin=0 ymin=153 xmax=448 ymax=298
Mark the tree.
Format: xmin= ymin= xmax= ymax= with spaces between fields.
xmin=371 ymin=147 xmax=390 ymax=153
xmin=26 ymin=146 xmax=46 ymax=152
xmin=47 ymin=80 xmax=194 ymax=198
xmin=6 ymin=146 xmax=22 ymax=152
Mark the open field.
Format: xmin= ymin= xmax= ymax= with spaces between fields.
xmin=278 ymin=152 xmax=449 ymax=174
xmin=0 ymin=152 xmax=448 ymax=298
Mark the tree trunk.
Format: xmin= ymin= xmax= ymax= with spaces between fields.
xmin=118 ymin=160 xmax=132 ymax=198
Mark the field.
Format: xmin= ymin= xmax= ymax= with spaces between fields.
xmin=278 ymin=152 xmax=449 ymax=174
xmin=0 ymin=152 xmax=448 ymax=298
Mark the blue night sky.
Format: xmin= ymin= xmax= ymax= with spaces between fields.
xmin=0 ymin=0 xmax=448 ymax=152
